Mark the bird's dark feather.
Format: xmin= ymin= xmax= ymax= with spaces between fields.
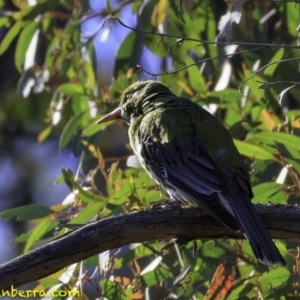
xmin=228 ymin=188 xmax=286 ymax=265
xmin=140 ymin=135 xmax=241 ymax=231
xmin=140 ymin=133 xmax=286 ymax=265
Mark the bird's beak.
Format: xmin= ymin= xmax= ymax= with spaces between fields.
xmin=95 ymin=107 xmax=122 ymax=124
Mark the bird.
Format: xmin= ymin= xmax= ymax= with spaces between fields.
xmin=96 ymin=80 xmax=286 ymax=266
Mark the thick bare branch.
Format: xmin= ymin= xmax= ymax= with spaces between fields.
xmin=0 ymin=204 xmax=298 ymax=290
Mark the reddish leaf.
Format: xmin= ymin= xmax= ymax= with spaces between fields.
xmin=204 ymin=262 xmax=234 ymax=300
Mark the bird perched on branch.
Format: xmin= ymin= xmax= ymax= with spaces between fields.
xmin=96 ymin=80 xmax=286 ymax=266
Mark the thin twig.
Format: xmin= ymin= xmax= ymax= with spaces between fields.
xmin=137 ymin=46 xmax=265 ymax=78
xmin=239 ymin=56 xmax=300 ymax=92
xmin=102 ymin=17 xmax=300 ymax=49
xmin=257 ymin=80 xmax=300 ymax=88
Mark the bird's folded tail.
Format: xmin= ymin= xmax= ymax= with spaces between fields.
xmin=222 ymin=191 xmax=286 ymax=266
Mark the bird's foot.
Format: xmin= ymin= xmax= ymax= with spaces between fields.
xmin=158 ymin=236 xmax=194 ymax=252
xmin=151 ymin=199 xmax=182 ymax=211
xmin=176 ymin=235 xmax=192 ymax=247
xmin=158 ymin=239 xmax=177 ymax=252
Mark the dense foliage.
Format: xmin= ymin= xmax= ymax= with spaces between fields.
xmin=1 ymin=0 xmax=300 ymax=298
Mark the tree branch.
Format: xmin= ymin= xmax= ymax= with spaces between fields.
xmin=102 ymin=17 xmax=300 ymax=49
xmin=0 ymin=204 xmax=298 ymax=290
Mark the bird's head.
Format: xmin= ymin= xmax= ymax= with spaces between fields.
xmin=96 ymin=81 xmax=172 ymax=125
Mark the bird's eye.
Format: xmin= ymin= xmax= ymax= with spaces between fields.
xmin=124 ymin=93 xmax=133 ymax=103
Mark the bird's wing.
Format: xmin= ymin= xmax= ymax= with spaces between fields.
xmin=134 ymin=104 xmax=285 ymax=265
xmin=138 ymin=124 xmax=241 ymax=231
xmin=140 ymin=132 xmax=225 ymax=194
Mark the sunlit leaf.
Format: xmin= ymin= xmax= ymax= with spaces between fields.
xmin=71 ymin=95 xmax=90 ymax=114
xmin=151 ymin=0 xmax=168 ymax=26
xmin=141 ymin=264 xmax=171 ymax=287
xmin=58 ymin=83 xmax=86 ymax=96
xmin=260 ymin=109 xmax=280 ymax=131
xmin=82 ymin=59 xmax=96 ymax=89
xmin=24 ymin=218 xmax=57 ymax=253
xmin=252 ymin=182 xmax=288 ymax=204
xmin=0 ymin=17 xmax=11 ymax=28
xmin=259 ymin=267 xmax=290 ymax=290
xmin=234 ymin=139 xmax=274 ymax=160
xmin=264 ymin=48 xmax=284 ymax=76
xmin=285 ymin=157 xmax=300 ymax=175
xmin=15 ymin=21 xmax=39 ymax=72
xmin=253 ymin=132 xmax=300 ymax=151
xmin=177 ymin=80 xmax=193 ymax=96
xmin=74 ymin=184 xmax=108 ymax=204
xmin=68 ymin=202 xmax=104 ymax=225
xmin=0 ymin=19 xmax=29 ymax=55
xmin=83 ymin=121 xmax=105 ymax=137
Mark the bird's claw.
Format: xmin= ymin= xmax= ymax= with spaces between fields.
xmin=158 ymin=236 xmax=193 ymax=252
xmin=151 ymin=199 xmax=182 ymax=211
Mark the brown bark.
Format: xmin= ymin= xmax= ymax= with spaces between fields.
xmin=0 ymin=204 xmax=298 ymax=290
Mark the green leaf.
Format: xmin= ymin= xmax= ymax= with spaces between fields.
xmin=229 ymin=281 xmax=256 ymax=299
xmin=141 ymin=265 xmax=171 ymax=287
xmin=58 ymin=83 xmax=86 ymax=96
xmin=143 ymin=189 xmax=161 ymax=203
xmin=74 ymin=184 xmax=108 ymax=204
xmin=59 ymin=112 xmax=88 ymax=150
xmin=0 ymin=204 xmax=52 ymax=221
xmin=200 ymin=240 xmax=228 ymax=260
xmin=68 ymin=202 xmax=104 ymax=225
xmin=71 ymin=95 xmax=90 ymax=114
xmin=38 ymin=124 xmax=53 ymax=143
xmin=234 ymin=139 xmax=274 ymax=160
xmin=61 ymin=168 xmax=75 ymax=191
xmin=83 ymin=121 xmax=104 ymax=136
xmin=285 ymin=3 xmax=300 ymax=38
xmin=259 ymin=267 xmax=290 ymax=290
xmin=14 ymin=231 xmax=32 ymax=243
xmin=24 ymin=218 xmax=55 ymax=253
xmin=253 ymin=132 xmax=300 ymax=151
xmin=243 ymin=68 xmax=265 ymax=100
xmin=264 ymin=48 xmax=284 ymax=76
xmin=252 ymin=182 xmax=287 ymax=204
xmin=0 ymin=19 xmax=29 ymax=55
xmin=82 ymin=59 xmax=96 ymax=89
xmin=185 ymin=56 xmax=206 ymax=93
xmin=285 ymin=157 xmax=300 ymax=175
xmin=247 ymin=135 xmax=278 ymax=155
xmin=0 ymin=17 xmax=11 ymax=28
xmin=39 ymin=277 xmax=60 ymax=289
xmin=100 ymin=280 xmax=122 ymax=300
xmin=15 ymin=21 xmax=39 ymax=72
xmin=20 ymin=0 xmax=61 ymax=19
